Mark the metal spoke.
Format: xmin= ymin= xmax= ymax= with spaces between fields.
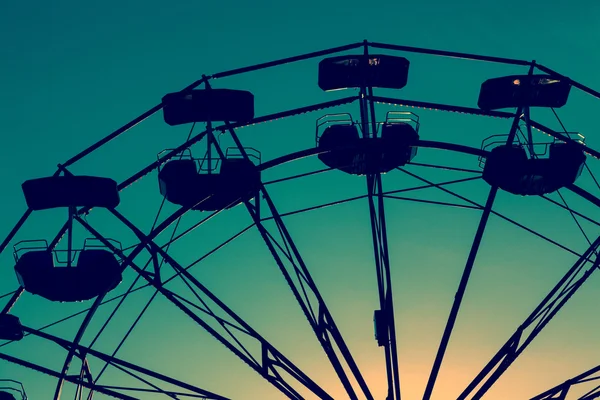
xmin=422 ymin=92 xmax=529 ymax=399
xmin=459 ymin=237 xmax=600 ymax=400
xmin=366 ymin=173 xmax=401 ymax=400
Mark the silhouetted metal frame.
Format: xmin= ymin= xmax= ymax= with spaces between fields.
xmin=4 ymin=142 xmax=600 ymax=399
xmin=216 ymin=120 xmax=374 ymax=398
xmin=51 ymin=178 xmax=219 ymax=399
xmin=4 ymin=142 xmax=600 ymax=398
xmin=396 ymin=167 xmax=589 ymax=259
xmin=53 ymin=293 xmax=108 ymax=400
xmin=0 ymin=97 xmax=357 ymax=399
xmin=75 ymin=212 xmax=333 ymax=400
xmin=457 ymin=237 xmax=600 ymax=400
xmin=0 ymin=379 xmax=27 ymax=400
xmin=531 ymin=364 xmax=600 ymax=400
xmin=0 ymin=352 xmax=138 ymax=400
xmin=0 ymin=175 xmax=482 ymax=349
xmin=422 ymin=61 xmax=535 ymax=400
xmin=1 ymin=41 xmax=600 ymax=399
xmin=202 ymin=80 xmax=371 ymax=397
xmin=10 ymin=98 xmax=357 ymax=397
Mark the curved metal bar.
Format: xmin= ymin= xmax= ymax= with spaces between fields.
xmin=115 ymin=96 xmax=357 ymax=194
xmin=259 ymin=140 xmax=489 ymax=172
xmin=61 ymin=77 xmax=208 ymax=168
xmin=370 ymin=95 xmax=600 ymax=162
xmin=418 ymin=140 xmax=489 ymax=157
xmin=211 ymin=42 xmax=363 ymax=79
xmin=536 ymin=63 xmax=600 ymax=100
xmin=370 ymin=95 xmax=516 ymax=119
xmin=0 ymin=379 xmax=26 ymax=399
xmin=50 ymin=44 xmax=600 ymax=172
xmin=528 ymin=120 xmax=600 ymax=160
xmin=368 ymin=41 xmax=533 ymax=66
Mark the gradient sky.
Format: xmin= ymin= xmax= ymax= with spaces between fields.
xmin=1 ymin=1 xmax=600 ymax=399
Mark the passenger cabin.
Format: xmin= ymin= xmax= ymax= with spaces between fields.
xmin=162 ymin=89 xmax=254 ymax=125
xmin=158 ymin=148 xmax=261 ymax=211
xmin=14 ymin=241 xmax=122 ymax=302
xmin=482 ymin=135 xmax=586 ymax=195
xmin=22 ymin=176 xmax=119 ymax=211
xmin=478 ymin=75 xmax=571 ymax=110
xmin=0 ymin=314 xmax=24 ymax=341
xmin=318 ymin=54 xmax=409 ymax=91
xmin=317 ymin=112 xmax=419 ymax=175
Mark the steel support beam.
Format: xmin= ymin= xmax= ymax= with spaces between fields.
xmin=356 ymin=45 xmax=402 ymax=400
xmin=422 ymin=89 xmax=529 ymax=399
xmin=366 ymin=173 xmax=401 ymax=400
xmin=530 ymin=364 xmax=600 ymax=400
xmin=458 ymin=237 xmax=600 ymax=400
xmin=77 ymin=213 xmax=332 ymax=400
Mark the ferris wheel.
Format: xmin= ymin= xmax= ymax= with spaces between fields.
xmin=1 ymin=40 xmax=599 ymax=400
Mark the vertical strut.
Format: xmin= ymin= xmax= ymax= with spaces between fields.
xmin=67 ymin=206 xmax=74 ymax=268
xmin=358 ymin=39 xmax=402 ymax=400
xmin=366 ymin=173 xmax=402 ymax=400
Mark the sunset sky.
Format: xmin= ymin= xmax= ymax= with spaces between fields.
xmin=1 ymin=1 xmax=600 ymax=399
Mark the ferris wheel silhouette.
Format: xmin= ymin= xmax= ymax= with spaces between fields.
xmin=1 ymin=40 xmax=599 ymax=400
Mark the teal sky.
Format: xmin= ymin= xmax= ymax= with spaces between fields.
xmin=1 ymin=1 xmax=600 ymax=399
